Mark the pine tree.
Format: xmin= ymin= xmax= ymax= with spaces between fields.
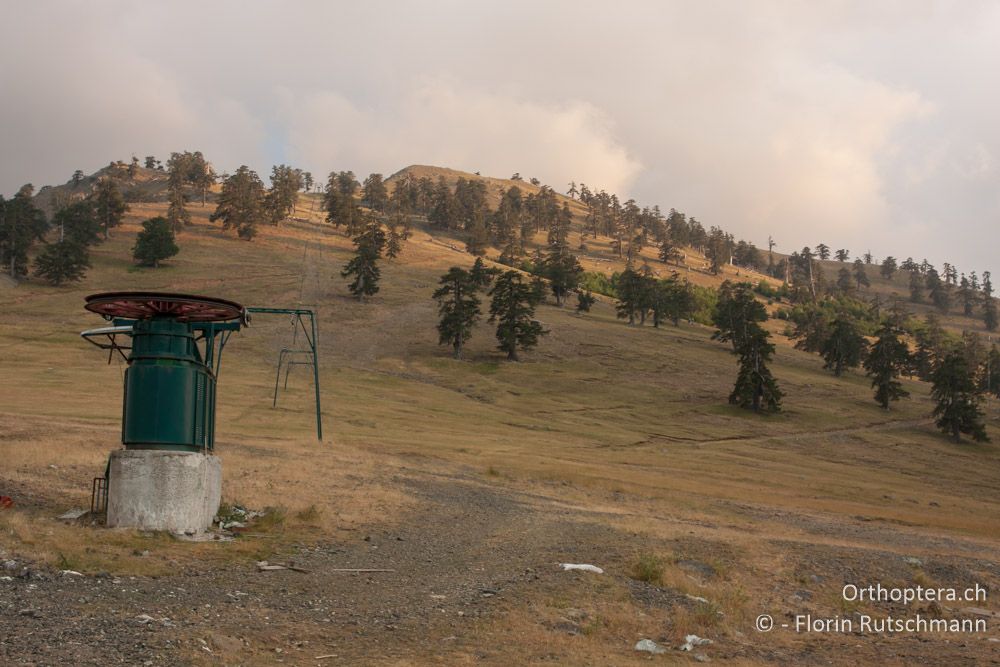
xmin=835 ymin=249 xmax=849 ymax=262
xmin=820 ymin=316 xmax=868 ymax=376
xmin=910 ymin=315 xmax=945 ymax=381
xmin=864 ymin=322 xmax=910 ymax=409
xmin=648 ymin=274 xmax=695 ymax=327
xmin=931 ymin=352 xmax=988 ymax=442
xmin=0 ymin=185 xmax=49 ymax=278
xmin=659 ymin=239 xmax=683 ymax=265
xmin=712 ymin=281 xmax=765 ymax=351
xmin=324 ymin=171 xmax=362 ymax=233
xmin=465 ymin=216 xmax=490 ymax=256
xmin=982 ymin=272 xmax=997 ymax=332
xmin=926 ymin=267 xmax=950 ymax=314
xmin=166 ymin=186 xmax=190 ymax=231
xmin=726 ymin=318 xmax=782 ymax=413
xmin=265 ymin=164 xmax=303 ymax=224
xmin=615 ymin=268 xmax=647 ymax=325
xmin=852 ymin=258 xmax=870 ymax=290
xmin=469 ymin=256 xmax=498 ymax=289
xmin=33 ymin=239 xmax=90 ymax=285
xmin=576 ymin=290 xmax=596 ymax=313
xmin=132 ymin=217 xmax=179 ymax=267
xmin=979 ymin=344 xmax=1000 ymax=398
xmin=730 ymin=327 xmax=782 ymax=412
xmin=362 ymin=173 xmax=389 ymax=213
xmin=908 ymin=270 xmax=924 ymax=303
xmin=958 ymin=274 xmax=976 ymax=316
xmin=488 ymin=270 xmax=547 ymax=361
xmin=91 ymin=177 xmax=128 ymax=239
xmin=384 ymin=220 xmax=407 ymax=259
xmin=541 ymin=250 xmax=582 ymax=306
xmin=54 ymin=200 xmax=100 ymax=247
xmin=880 ymin=256 xmax=897 ymax=280
xmin=341 ymin=220 xmax=386 ymax=301
xmin=790 ymin=304 xmax=830 ymax=353
xmin=836 ymin=266 xmax=853 ymax=293
xmin=210 ymin=166 xmax=266 ymax=239
xmin=433 ymin=267 xmax=481 ymax=359
xmin=815 ymin=243 xmax=830 ymax=260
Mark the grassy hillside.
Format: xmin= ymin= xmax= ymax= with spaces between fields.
xmin=2 ymin=177 xmax=999 ymax=664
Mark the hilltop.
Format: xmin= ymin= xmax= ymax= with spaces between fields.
xmin=1 ymin=164 xmax=999 ymax=665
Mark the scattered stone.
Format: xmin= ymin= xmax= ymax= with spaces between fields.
xmin=694 ymin=653 xmax=711 ymax=662
xmin=257 ymin=561 xmax=288 ymax=572
xmin=3 ymin=559 xmax=17 ymax=571
xmin=685 ymin=594 xmax=710 ymax=604
xmin=57 ymin=508 xmax=88 ymax=521
xmin=634 ymin=639 xmax=666 ymax=654
xmin=680 ymin=635 xmax=713 ymax=651
xmin=559 ymin=563 xmax=604 ymax=574
xmin=60 ymin=570 xmax=84 ymax=577
xmin=903 ymin=557 xmax=923 ymax=567
xmin=19 ymin=609 xmax=42 ymax=619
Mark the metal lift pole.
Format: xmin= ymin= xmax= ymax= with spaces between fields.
xmin=310 ymin=311 xmax=323 ymax=441
xmin=246 ymin=307 xmax=323 ymax=442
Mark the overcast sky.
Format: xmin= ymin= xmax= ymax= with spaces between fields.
xmin=2 ymin=1 xmax=998 ymax=274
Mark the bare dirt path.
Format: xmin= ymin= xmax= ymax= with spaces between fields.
xmin=0 ymin=472 xmax=625 ymax=665
xmin=2 ymin=468 xmax=998 ymax=666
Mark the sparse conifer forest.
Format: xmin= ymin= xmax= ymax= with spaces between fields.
xmin=3 ymin=157 xmax=1000 ymax=666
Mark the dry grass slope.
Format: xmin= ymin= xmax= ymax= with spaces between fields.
xmin=1 ymin=174 xmax=998 ymax=664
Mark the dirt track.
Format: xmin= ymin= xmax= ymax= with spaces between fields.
xmin=3 ymin=465 xmax=999 ymax=666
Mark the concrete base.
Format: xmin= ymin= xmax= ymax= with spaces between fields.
xmin=107 ymin=449 xmax=221 ymax=534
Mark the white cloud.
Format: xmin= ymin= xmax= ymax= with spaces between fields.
xmin=1 ymin=1 xmax=999 ymax=272
xmin=282 ymin=79 xmax=641 ymax=194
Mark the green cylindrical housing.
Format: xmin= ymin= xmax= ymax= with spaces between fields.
xmin=122 ymin=317 xmax=216 ymax=452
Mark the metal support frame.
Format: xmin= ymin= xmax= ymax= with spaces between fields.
xmin=247 ymin=308 xmax=323 ymax=441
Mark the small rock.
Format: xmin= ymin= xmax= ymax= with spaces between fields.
xmin=903 ymin=557 xmax=923 ymax=567
xmin=559 ymin=563 xmax=604 ymax=574
xmin=634 ymin=639 xmax=666 ymax=654
xmin=694 ymin=653 xmax=711 ymax=663
xmin=680 ymin=635 xmax=713 ymax=651
xmin=18 ymin=609 xmax=42 ymax=619
xmin=2 ymin=560 xmax=17 ymax=571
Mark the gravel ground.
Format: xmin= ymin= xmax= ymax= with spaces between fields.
xmin=2 ymin=471 xmax=998 ymax=666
